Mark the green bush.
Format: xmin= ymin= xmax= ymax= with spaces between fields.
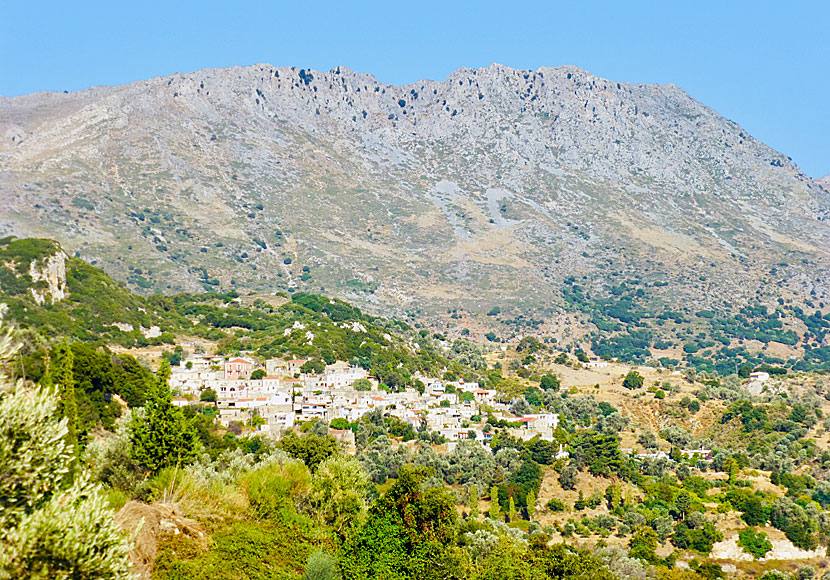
xmin=622 ymin=370 xmax=644 ymax=390
xmin=247 ymin=462 xmax=311 ymax=520
xmin=547 ymin=497 xmax=566 ymax=512
xmin=738 ymin=528 xmax=772 ymax=559
xmin=304 ymin=550 xmax=338 ymax=580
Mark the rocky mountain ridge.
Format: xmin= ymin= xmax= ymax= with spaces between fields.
xmin=1 ymin=63 xmax=828 ymax=324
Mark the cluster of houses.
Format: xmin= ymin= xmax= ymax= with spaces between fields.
xmin=168 ymin=354 xmax=561 ymax=450
xmin=170 ymin=354 xmax=711 ymax=461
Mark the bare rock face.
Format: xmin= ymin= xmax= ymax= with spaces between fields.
xmin=710 ymin=534 xmax=826 ymax=562
xmin=0 ymin=63 xmax=828 ymax=315
xmin=28 ymin=251 xmax=67 ymax=305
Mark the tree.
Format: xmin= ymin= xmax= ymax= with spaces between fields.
xmin=250 ymin=369 xmax=266 ymax=380
xmin=517 ymin=336 xmax=542 ymax=353
xmin=311 ymin=455 xmax=369 ymax=538
xmin=353 ymin=378 xmax=372 ymax=391
xmin=200 ymin=388 xmax=217 ymax=402
xmin=674 ymin=490 xmax=692 ymax=520
xmin=51 ymin=341 xmax=78 ymax=449
xmin=489 ymin=486 xmax=501 ymax=519
xmin=0 ymin=323 xmax=132 ymax=579
xmin=559 ymin=465 xmax=578 ymax=490
xmin=130 ymin=359 xmax=199 ymax=475
xmin=329 ymin=418 xmax=351 ymax=431
xmin=508 ymin=496 xmax=517 ymax=522
xmin=671 ymin=517 xmax=723 ymax=554
xmin=723 ymin=457 xmax=739 ymax=485
xmin=524 ymin=387 xmax=542 ymax=407
xmin=770 ymin=498 xmax=818 ymax=550
xmin=740 ymin=494 xmax=769 ymax=526
xmin=277 ymin=431 xmax=339 ymax=472
xmin=605 ymin=484 xmax=623 ymax=511
xmin=467 ymin=484 xmax=480 ymax=519
xmin=339 ymin=466 xmax=460 ymax=579
xmin=378 ymin=464 xmax=457 ymax=544
xmin=540 ymin=373 xmax=560 ymax=391
xmin=301 ymin=359 xmax=326 ymax=374
xmin=570 ymin=431 xmax=629 ymax=479
xmin=526 ymin=489 xmax=536 ymax=519
xmin=629 ymin=526 xmax=659 ymax=563
xmin=623 ymin=370 xmax=644 ymax=390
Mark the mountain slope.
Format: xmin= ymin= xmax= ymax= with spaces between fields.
xmin=1 ymin=63 xmax=828 ymax=323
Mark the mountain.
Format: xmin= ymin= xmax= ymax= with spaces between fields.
xmin=1 ymin=63 xmax=828 ymax=330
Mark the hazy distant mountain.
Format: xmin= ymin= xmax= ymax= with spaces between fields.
xmin=1 ymin=63 xmax=828 ymax=320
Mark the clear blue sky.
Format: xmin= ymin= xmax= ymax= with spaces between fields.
xmin=2 ymin=0 xmax=828 ymax=177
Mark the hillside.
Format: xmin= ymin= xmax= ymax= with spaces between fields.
xmin=1 ymin=64 xmax=827 ymax=321
xmin=0 ymin=237 xmax=464 ymax=386
xmin=0 ymin=236 xmax=185 ymax=345
xmin=4 ymin=237 xmax=830 ymax=580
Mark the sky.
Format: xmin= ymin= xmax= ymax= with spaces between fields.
xmin=1 ymin=0 xmax=828 ymax=177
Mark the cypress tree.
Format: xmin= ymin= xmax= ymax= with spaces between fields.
xmin=526 ymin=489 xmax=536 ymax=520
xmin=488 ymin=485 xmax=500 ymax=520
xmin=468 ymin=484 xmax=479 ymax=520
xmin=51 ymin=341 xmax=77 ymax=448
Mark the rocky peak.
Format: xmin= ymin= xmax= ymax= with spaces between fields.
xmin=28 ymin=251 xmax=67 ymax=305
xmin=0 ymin=63 xmax=827 ymax=314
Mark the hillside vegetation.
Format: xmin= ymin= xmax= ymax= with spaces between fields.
xmin=3 ymin=243 xmax=830 ymax=579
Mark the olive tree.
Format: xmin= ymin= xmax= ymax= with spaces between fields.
xmin=0 ymin=318 xmax=133 ymax=579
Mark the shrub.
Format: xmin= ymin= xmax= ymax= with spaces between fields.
xmin=247 ymin=461 xmax=311 ymax=519
xmin=738 ymin=528 xmax=772 ymax=559
xmin=547 ymin=498 xmax=566 ymax=512
xmin=623 ymin=370 xmax=644 ymax=390
xmin=304 ymin=550 xmax=338 ymax=580
xmin=310 ymin=455 xmax=369 ymax=537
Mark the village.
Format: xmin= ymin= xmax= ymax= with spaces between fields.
xmin=168 ymin=353 xmax=564 ymax=452
xmin=168 ymin=352 xmax=724 ymax=462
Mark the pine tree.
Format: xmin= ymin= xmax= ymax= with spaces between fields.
xmin=130 ymin=359 xmax=198 ymax=474
xmin=526 ymin=490 xmax=536 ymax=520
xmin=51 ymin=341 xmax=77 ymax=448
xmin=488 ymin=485 xmax=501 ymax=520
xmin=674 ymin=490 xmax=691 ymax=520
